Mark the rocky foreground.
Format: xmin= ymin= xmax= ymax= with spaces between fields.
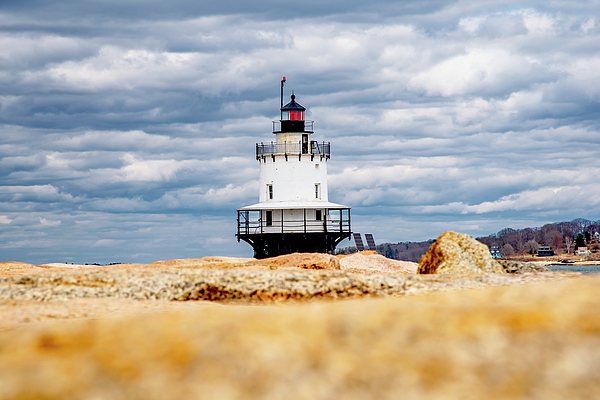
xmin=0 ymin=233 xmax=598 ymax=399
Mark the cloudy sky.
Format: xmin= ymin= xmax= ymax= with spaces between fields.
xmin=1 ymin=0 xmax=599 ymax=264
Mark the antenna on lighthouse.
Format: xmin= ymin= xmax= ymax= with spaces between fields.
xmin=280 ymin=76 xmax=286 ymax=119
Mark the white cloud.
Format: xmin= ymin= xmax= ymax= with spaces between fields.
xmin=0 ymin=33 xmax=86 ymax=68
xmin=117 ymin=153 xmax=195 ymax=182
xmin=0 ymin=185 xmax=77 ymax=203
xmin=33 ymin=47 xmax=196 ymax=91
xmin=581 ymin=18 xmax=595 ymax=33
xmin=2 ymin=2 xmax=600 ymax=264
xmin=520 ymin=9 xmax=557 ymax=35
xmin=465 ymin=185 xmax=600 ymax=214
xmin=458 ymin=16 xmax=487 ymax=34
xmin=92 ymin=239 xmax=124 ymax=247
xmin=407 ymin=48 xmax=538 ymax=97
xmin=40 ymin=218 xmax=61 ymax=227
xmin=415 ymin=184 xmax=600 ymax=215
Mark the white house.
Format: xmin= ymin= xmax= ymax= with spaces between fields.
xmin=576 ymin=247 xmax=591 ymax=256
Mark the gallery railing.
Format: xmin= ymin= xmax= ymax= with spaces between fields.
xmin=256 ymin=141 xmax=330 ymax=160
xmin=237 ymin=209 xmax=350 ymax=235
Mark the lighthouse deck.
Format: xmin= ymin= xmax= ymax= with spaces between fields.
xmin=256 ymin=141 xmax=330 ymax=160
xmin=236 ymin=205 xmax=351 ymax=258
xmin=236 ymin=206 xmax=350 ymax=236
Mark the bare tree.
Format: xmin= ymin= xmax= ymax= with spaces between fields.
xmin=522 ymin=228 xmax=536 ymax=242
xmin=572 ymin=218 xmax=592 ymax=234
xmin=525 ymin=239 xmax=539 ymax=255
xmin=502 ymin=243 xmax=515 ymax=257
xmin=513 ymin=236 xmax=524 ymax=258
xmin=552 ymin=234 xmax=563 ymax=254
xmin=497 ymin=228 xmax=516 ymax=240
xmin=587 ymin=222 xmax=600 ymax=237
xmin=565 ymin=235 xmax=574 ymax=254
xmin=541 ymin=224 xmax=560 ymax=245
xmin=477 ymin=236 xmax=495 ymax=247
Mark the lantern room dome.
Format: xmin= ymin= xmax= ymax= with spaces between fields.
xmin=281 ymin=94 xmax=306 ymax=111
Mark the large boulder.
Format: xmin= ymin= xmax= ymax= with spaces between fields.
xmin=418 ymin=231 xmax=505 ymax=274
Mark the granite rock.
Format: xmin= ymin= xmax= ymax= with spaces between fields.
xmin=2 ymin=268 xmax=573 ymax=303
xmin=418 ymin=231 xmax=505 ymax=274
xmin=251 ymin=252 xmax=341 ymax=270
xmin=498 ymin=260 xmax=551 ymax=274
xmin=0 ymin=274 xmax=598 ymax=400
xmin=339 ymin=253 xmax=417 ymax=274
xmin=336 ymin=250 xmax=378 ymax=259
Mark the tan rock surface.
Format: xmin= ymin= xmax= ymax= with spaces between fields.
xmin=499 ymin=260 xmax=551 ymax=274
xmin=0 ymin=298 xmax=222 ymax=332
xmin=418 ymin=231 xmax=505 ymax=274
xmin=1 ymin=267 xmax=575 ymax=304
xmin=0 ymin=274 xmax=599 ymax=399
xmin=336 ymin=250 xmax=378 ymax=259
xmin=1 ymin=252 xmax=413 ymax=277
xmin=339 ymin=253 xmax=417 ymax=274
xmin=250 ymin=252 xmax=341 ymax=270
xmin=149 ymin=256 xmax=256 ymax=269
xmin=0 ymin=262 xmax=58 ymax=277
xmin=0 ymin=261 xmax=145 ymax=276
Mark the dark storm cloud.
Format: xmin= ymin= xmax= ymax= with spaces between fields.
xmin=1 ymin=0 xmax=450 ymax=22
xmin=1 ymin=0 xmax=599 ymax=263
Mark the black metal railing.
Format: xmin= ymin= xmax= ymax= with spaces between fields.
xmin=272 ymin=120 xmax=314 ymax=133
xmin=237 ymin=209 xmax=351 ymax=235
xmin=311 ymin=141 xmax=329 ymax=156
xmin=256 ymin=141 xmax=330 ymax=159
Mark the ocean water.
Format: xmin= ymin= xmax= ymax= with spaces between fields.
xmin=546 ymin=264 xmax=600 ymax=275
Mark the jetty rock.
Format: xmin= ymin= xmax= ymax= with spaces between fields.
xmin=0 ymin=274 xmax=598 ymax=399
xmin=339 ymin=252 xmax=417 ymax=274
xmin=418 ymin=231 xmax=505 ymax=274
xmin=498 ymin=260 xmax=550 ymax=274
xmin=251 ymin=253 xmax=341 ymax=270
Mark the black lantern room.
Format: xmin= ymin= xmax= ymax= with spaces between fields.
xmin=280 ymin=94 xmax=307 ymax=133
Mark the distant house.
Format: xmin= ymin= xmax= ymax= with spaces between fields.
xmin=489 ymin=246 xmax=502 ymax=259
xmin=537 ymin=246 xmax=554 ymax=257
xmin=576 ymin=247 xmax=591 ymax=256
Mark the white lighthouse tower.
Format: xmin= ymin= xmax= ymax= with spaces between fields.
xmin=236 ymin=78 xmax=351 ymax=259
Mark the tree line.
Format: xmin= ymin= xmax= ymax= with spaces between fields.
xmin=476 ymin=218 xmax=600 ymax=257
xmin=337 ymin=218 xmax=600 ymax=261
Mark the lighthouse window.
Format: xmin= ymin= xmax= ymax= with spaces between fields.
xmin=289 ymin=111 xmax=303 ymax=120
xmin=315 ymin=183 xmax=321 ymax=199
xmin=266 ymin=211 xmax=273 ymax=226
xmin=267 ymin=184 xmax=273 ymax=200
xmin=315 ymin=210 xmax=322 ymax=221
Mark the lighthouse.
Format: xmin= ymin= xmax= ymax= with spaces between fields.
xmin=236 ymin=78 xmax=352 ymax=259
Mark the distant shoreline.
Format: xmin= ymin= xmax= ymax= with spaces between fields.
xmin=545 ymin=264 xmax=600 ymax=275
